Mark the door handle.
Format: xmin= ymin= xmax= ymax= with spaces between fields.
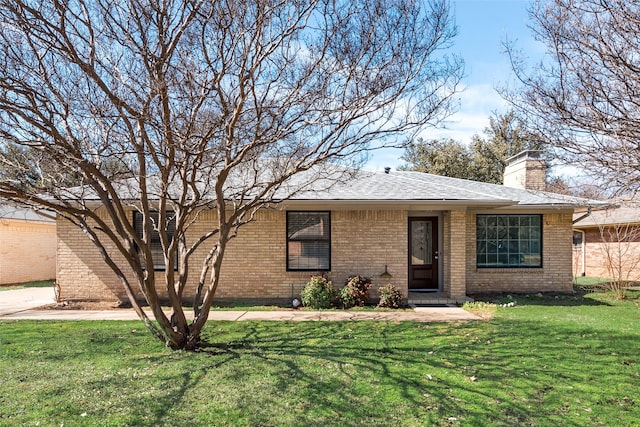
xmin=434 ymin=250 xmax=439 ymax=260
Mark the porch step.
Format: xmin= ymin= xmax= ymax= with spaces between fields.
xmin=408 ymin=292 xmax=473 ymax=306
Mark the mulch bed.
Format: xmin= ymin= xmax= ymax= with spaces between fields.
xmin=42 ymin=300 xmax=129 ymax=310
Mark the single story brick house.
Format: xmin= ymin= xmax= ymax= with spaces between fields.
xmin=57 ymin=151 xmax=600 ymax=305
xmin=0 ymin=204 xmax=56 ymax=285
xmin=572 ymin=202 xmax=640 ymax=281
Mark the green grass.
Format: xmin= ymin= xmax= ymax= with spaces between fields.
xmin=1 ymin=293 xmax=639 ymax=426
xmin=0 ymin=280 xmax=54 ymax=291
xmin=573 ymin=276 xmax=611 ymax=286
xmin=573 ymin=275 xmax=640 ymax=295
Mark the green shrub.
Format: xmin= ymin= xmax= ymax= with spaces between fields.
xmin=301 ymin=275 xmax=336 ymax=309
xmin=376 ymin=283 xmax=402 ymax=308
xmin=340 ymin=275 xmax=372 ymax=308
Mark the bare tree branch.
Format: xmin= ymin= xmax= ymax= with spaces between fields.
xmin=0 ymin=0 xmax=462 ymax=350
xmin=503 ymin=0 xmax=640 ymax=195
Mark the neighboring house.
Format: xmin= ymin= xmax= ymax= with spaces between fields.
xmin=57 ymin=151 xmax=601 ymax=304
xmin=0 ymin=204 xmax=56 ymax=285
xmin=572 ymin=203 xmax=640 ymax=281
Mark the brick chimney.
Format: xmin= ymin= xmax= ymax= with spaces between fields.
xmin=503 ymin=150 xmax=546 ymax=191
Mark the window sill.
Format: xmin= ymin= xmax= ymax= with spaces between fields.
xmin=476 ymin=267 xmax=543 ymax=273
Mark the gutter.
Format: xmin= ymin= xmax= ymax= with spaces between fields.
xmin=279 ymin=198 xmax=518 ymax=210
xmin=572 ymin=206 xmax=592 ymax=225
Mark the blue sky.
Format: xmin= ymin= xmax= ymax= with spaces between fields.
xmin=368 ymin=0 xmax=539 ymax=171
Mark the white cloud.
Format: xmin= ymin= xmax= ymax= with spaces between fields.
xmin=423 ymin=84 xmax=510 ymax=142
xmin=365 ymin=83 xmax=510 ymax=171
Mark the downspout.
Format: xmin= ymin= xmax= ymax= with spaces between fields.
xmin=573 ymin=206 xmax=592 ymax=277
xmin=580 ymin=230 xmax=586 ymax=276
xmin=572 ymin=206 xmax=592 ymax=225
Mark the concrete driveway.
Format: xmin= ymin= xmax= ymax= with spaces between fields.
xmin=0 ymin=286 xmax=56 ymax=316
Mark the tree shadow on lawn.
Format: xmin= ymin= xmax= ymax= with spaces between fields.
xmin=192 ymin=319 xmax=639 ymax=426
xmin=469 ymin=291 xmax=614 ymax=307
xmin=8 ymin=318 xmax=637 ymax=426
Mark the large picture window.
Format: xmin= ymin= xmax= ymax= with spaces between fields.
xmin=133 ymin=211 xmax=177 ymax=271
xmin=476 ymin=214 xmax=542 ymax=268
xmin=287 ymin=211 xmax=331 ymax=271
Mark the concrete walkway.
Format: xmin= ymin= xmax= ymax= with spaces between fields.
xmin=0 ymin=286 xmax=56 ymax=316
xmin=0 ymin=287 xmax=480 ymax=322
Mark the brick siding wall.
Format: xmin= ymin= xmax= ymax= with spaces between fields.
xmin=442 ymin=211 xmax=451 ymax=295
xmin=573 ymin=226 xmax=640 ymax=281
xmin=447 ymin=210 xmax=467 ymax=298
xmin=57 ymin=207 xmax=577 ymax=302
xmin=0 ymin=218 xmax=56 ymax=285
xmin=57 ymin=208 xmax=408 ymax=303
xmin=465 ymin=210 xmax=574 ymax=294
xmin=56 ymin=213 xmax=126 ymax=301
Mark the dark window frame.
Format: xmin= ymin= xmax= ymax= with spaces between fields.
xmin=476 ymin=214 xmax=543 ymax=268
xmin=286 ymin=211 xmax=331 ymax=272
xmin=133 ymin=211 xmax=177 ymax=271
xmin=573 ymin=230 xmax=584 ymax=246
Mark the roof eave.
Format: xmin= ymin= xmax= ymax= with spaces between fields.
xmin=78 ymin=198 xmax=587 ymax=212
xmin=278 ymin=199 xmax=518 ymax=210
xmin=492 ymin=203 xmax=585 ymax=211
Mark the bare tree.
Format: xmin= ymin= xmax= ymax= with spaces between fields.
xmin=504 ymin=0 xmax=640 ymax=195
xmin=595 ymin=222 xmax=640 ymax=300
xmin=0 ymin=0 xmax=462 ymax=349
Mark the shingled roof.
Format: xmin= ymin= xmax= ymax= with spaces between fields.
xmin=285 ymin=168 xmax=601 ymax=209
xmin=573 ymin=205 xmax=640 ymax=227
xmin=0 ymin=203 xmax=54 ymax=222
xmin=66 ymin=162 xmax=603 ymax=210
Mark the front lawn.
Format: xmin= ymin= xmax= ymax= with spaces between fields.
xmin=0 ymin=293 xmax=638 ymax=426
xmin=0 ymin=280 xmax=54 ymax=291
xmin=573 ymin=276 xmax=611 ymax=287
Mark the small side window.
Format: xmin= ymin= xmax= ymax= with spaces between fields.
xmin=133 ymin=211 xmax=177 ymax=271
xmin=573 ymin=230 xmax=583 ymax=246
xmin=286 ymin=211 xmax=331 ymax=271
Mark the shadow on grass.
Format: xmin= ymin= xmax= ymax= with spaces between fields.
xmin=192 ymin=319 xmax=639 ymax=426
xmin=468 ymin=291 xmax=626 ymax=307
xmin=2 ymin=312 xmax=639 ymax=426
